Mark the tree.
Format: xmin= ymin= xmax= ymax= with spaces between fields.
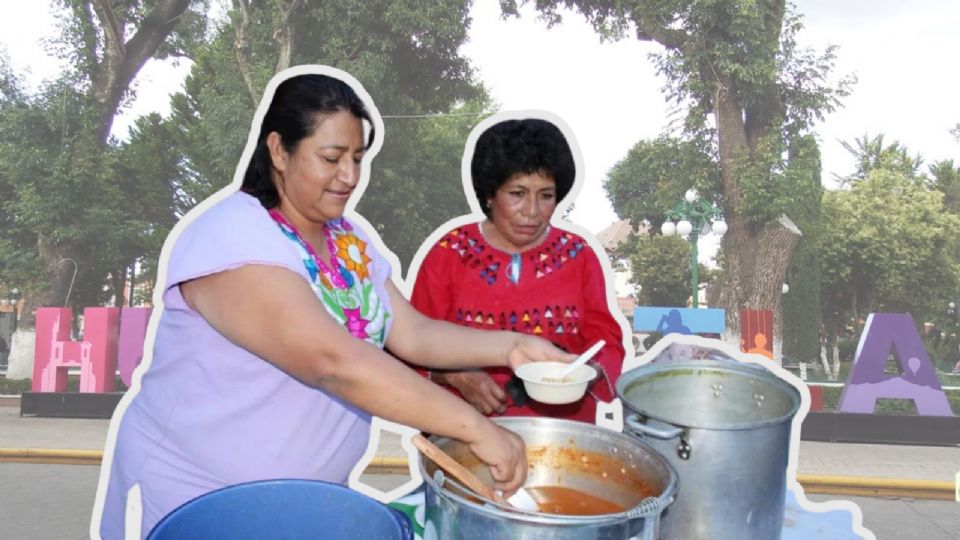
xmin=622 ymin=234 xmax=702 ymax=307
xmin=780 ymin=136 xmax=823 ymax=366
xmin=820 ymin=169 xmax=960 ymax=329
xmin=928 ymin=159 xmax=960 ymax=215
xmin=0 ymin=1 xmax=207 ymax=322
xmin=109 ymin=113 xmax=187 ymax=300
xmin=504 ymin=0 xmax=853 ymax=341
xmin=0 ymin=77 xmax=186 ymax=312
xmin=838 ymin=133 xmax=923 ymax=185
xmin=56 ymin=0 xmax=207 ymax=145
xmin=603 ymin=136 xmax=718 ymax=308
xmin=168 ymin=0 xmax=488 ymax=270
xmin=604 ymin=136 xmax=720 ymax=232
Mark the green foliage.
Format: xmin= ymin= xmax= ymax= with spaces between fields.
xmin=839 ymin=133 xmax=923 ymax=185
xmin=922 ymin=331 xmax=960 ymax=375
xmin=0 ymin=377 xmax=32 ymax=395
xmin=927 ymin=159 xmax=960 ymax=215
xmin=820 ymin=386 xmax=960 ymax=416
xmin=361 ymin=100 xmax=491 ymax=268
xmin=507 ymin=1 xmax=851 ymax=345
xmin=820 ymin=168 xmax=960 ymax=323
xmin=0 ymin=1 xmax=209 ymax=315
xmin=50 ymin=0 xmax=210 ymax=97
xmin=781 ymin=136 xmax=823 ymax=363
xmin=624 ymin=235 xmax=693 ymax=307
xmin=603 ymin=136 xmax=720 ymax=229
xmin=169 ymin=0 xmax=488 ymax=270
xmin=782 ymin=240 xmax=821 ymax=362
xmin=0 ymin=74 xmax=182 ymax=308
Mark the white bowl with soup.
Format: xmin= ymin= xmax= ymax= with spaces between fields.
xmin=515 ymin=362 xmax=597 ymax=404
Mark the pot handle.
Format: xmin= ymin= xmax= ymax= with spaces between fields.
xmin=625 ymin=414 xmax=682 ymax=440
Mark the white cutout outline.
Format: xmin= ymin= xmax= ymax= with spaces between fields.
xmin=628 ymin=333 xmax=876 ymax=540
xmin=84 ymin=65 xmax=873 ymax=538
xmin=90 ymin=64 xmax=410 ymax=538
xmin=399 ymin=109 xmax=635 ymax=435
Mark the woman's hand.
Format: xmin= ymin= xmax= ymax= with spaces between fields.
xmin=504 ymin=334 xmax=577 ymax=371
xmin=467 ymin=421 xmax=528 ymax=495
xmin=434 ymin=370 xmax=506 ymax=415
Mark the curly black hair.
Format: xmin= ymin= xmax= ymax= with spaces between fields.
xmin=241 ymin=74 xmax=375 ymax=209
xmin=470 ymin=118 xmax=575 ymax=218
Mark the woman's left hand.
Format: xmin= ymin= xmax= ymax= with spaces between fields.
xmin=504 ymin=334 xmax=577 ymax=371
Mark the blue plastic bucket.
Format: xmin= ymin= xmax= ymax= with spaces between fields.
xmin=147 ymin=479 xmax=412 ymax=539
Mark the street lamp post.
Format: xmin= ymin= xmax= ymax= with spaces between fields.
xmin=0 ymin=288 xmax=21 ymax=371
xmin=660 ymin=189 xmax=726 ymax=308
xmin=946 ymin=301 xmax=960 ymax=369
xmin=1 ymin=288 xmax=21 ymax=332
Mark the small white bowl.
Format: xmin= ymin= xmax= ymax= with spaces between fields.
xmin=514 ymin=361 xmax=597 ymax=404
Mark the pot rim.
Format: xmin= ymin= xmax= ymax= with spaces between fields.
xmin=419 ymin=417 xmax=678 ymax=525
xmin=616 ymin=360 xmax=802 ymax=431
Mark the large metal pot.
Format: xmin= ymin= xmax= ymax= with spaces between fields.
xmin=617 ymin=359 xmax=801 ymax=540
xmin=419 ymin=417 xmax=677 ymax=539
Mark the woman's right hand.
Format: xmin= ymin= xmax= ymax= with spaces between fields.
xmin=433 ymin=370 xmax=507 ymax=415
xmin=467 ymin=421 xmax=528 ymax=495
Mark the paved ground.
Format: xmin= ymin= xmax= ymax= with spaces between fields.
xmin=1 ymin=405 xmax=958 ymax=539
xmin=3 ymin=408 xmax=956 ymax=482
xmin=2 ymin=463 xmax=956 ymax=540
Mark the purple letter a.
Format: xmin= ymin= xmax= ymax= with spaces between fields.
xmin=839 ymin=313 xmax=953 ymax=416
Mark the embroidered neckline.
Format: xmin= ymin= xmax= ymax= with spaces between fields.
xmin=267 ymin=209 xmax=352 ymax=289
xmin=477 ymin=220 xmax=552 ymax=256
xmin=438 ymin=224 xmax=585 ymax=286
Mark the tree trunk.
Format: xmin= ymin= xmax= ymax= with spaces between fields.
xmin=273 ymin=1 xmax=300 ymax=73
xmin=232 ymin=0 xmax=298 ymax=104
xmin=30 ymin=234 xmax=82 ymax=327
xmin=26 ymin=0 xmax=192 ymax=327
xmin=832 ymin=342 xmax=841 ymax=382
xmin=111 ymin=266 xmax=127 ymax=307
xmin=89 ymin=0 xmax=193 ymax=146
xmin=820 ymin=341 xmax=833 ymax=380
xmin=712 ymin=73 xmax=801 ymax=346
xmin=232 ymin=0 xmax=260 ymax=107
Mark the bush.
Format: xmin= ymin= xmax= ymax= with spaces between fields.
xmin=0 ymin=377 xmax=31 ymax=395
xmin=0 ymin=375 xmax=127 ymax=394
xmin=816 ymin=385 xmax=959 ymax=415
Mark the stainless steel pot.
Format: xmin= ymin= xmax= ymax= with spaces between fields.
xmin=617 ymin=359 xmax=801 ymax=540
xmin=419 ymin=417 xmax=677 ymax=540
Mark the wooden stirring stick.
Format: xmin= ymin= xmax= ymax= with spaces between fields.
xmin=412 ymin=434 xmax=497 ymax=502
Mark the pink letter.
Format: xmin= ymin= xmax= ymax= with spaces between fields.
xmin=32 ymin=307 xmax=121 ymax=393
xmin=118 ymin=307 xmax=152 ymax=387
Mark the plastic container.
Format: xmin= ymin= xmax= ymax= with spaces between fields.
xmin=146 ymin=479 xmax=412 ymax=539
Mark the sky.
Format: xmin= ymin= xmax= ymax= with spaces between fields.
xmin=2 ymin=0 xmax=958 ymax=247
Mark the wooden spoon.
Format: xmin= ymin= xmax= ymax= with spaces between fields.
xmin=412 ymin=433 xmax=539 ymax=511
xmin=412 ymin=434 xmax=497 ymax=501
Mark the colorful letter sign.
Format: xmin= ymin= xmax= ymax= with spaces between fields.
xmin=117 ymin=307 xmax=152 ymax=387
xmin=32 ymin=307 xmax=153 ymax=393
xmin=741 ymin=309 xmax=774 ymax=359
xmin=633 ymin=307 xmax=725 ymax=334
xmin=32 ymin=307 xmax=120 ymax=393
xmin=839 ymin=313 xmax=953 ymax=416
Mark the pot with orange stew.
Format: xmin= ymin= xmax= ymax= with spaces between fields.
xmin=418 ymin=417 xmax=677 ymax=540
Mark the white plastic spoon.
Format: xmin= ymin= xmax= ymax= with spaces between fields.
xmin=555 ymin=339 xmax=606 ymax=380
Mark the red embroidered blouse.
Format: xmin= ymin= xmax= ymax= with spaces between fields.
xmin=410 ymin=222 xmax=625 ymax=423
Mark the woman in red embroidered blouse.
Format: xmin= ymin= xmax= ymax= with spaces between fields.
xmin=410 ymin=118 xmax=627 ymax=423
